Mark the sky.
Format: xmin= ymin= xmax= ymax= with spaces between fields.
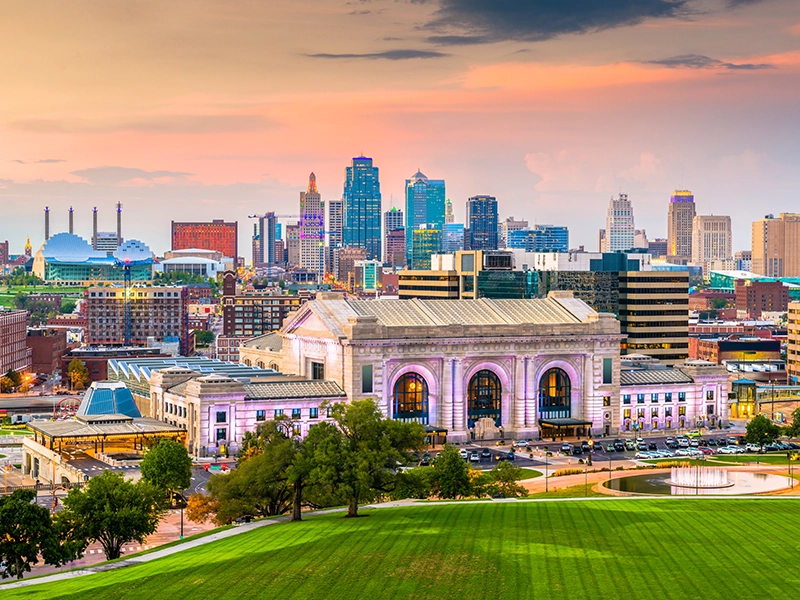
xmin=1 ymin=0 xmax=799 ymax=258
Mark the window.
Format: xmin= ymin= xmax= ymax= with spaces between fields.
xmin=706 ymin=390 xmax=714 ymax=400
xmin=538 ymin=368 xmax=570 ymax=420
xmin=393 ymin=373 xmax=429 ymax=424
xmin=216 ymin=428 xmax=226 ymax=441
xmin=651 ymin=394 xmax=658 ymax=403
xmin=678 ymin=392 xmax=686 ymax=402
xmin=623 ymin=395 xmax=631 ymax=405
xmin=311 ymin=362 xmax=325 ymax=380
xmin=623 ymin=409 xmax=631 ymax=419
xmin=602 ymin=358 xmax=613 ymax=384
xmin=274 ymin=409 xmax=283 ymax=417
xmin=292 ymin=408 xmax=301 ymax=419
xmin=679 ymin=406 xmax=686 ymax=416
xmin=216 ymin=411 xmax=226 ymax=424
xmin=256 ymin=410 xmax=265 ymax=422
xmin=637 ymin=394 xmax=645 ymax=404
xmin=362 ymin=364 xmax=373 ymax=394
xmin=603 ymin=396 xmax=611 ymax=407
xmin=665 ymin=393 xmax=672 ymax=403
xmin=637 ymin=408 xmax=645 ymax=419
xmin=707 ymin=405 xmax=715 ymax=415
xmin=651 ymin=408 xmax=658 ymax=418
xmin=665 ymin=407 xmax=672 ymax=417
xmin=309 ymin=407 xmax=318 ymax=419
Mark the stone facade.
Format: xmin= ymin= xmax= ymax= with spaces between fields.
xmin=240 ymin=292 xmax=624 ymax=441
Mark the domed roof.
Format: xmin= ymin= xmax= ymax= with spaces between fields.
xmin=41 ymin=232 xmax=100 ymax=262
xmin=114 ymin=239 xmax=153 ymax=264
xmin=412 ymin=170 xmax=427 ymax=181
xmin=77 ymin=381 xmax=141 ymax=418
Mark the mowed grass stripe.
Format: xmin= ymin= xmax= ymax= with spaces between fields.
xmin=5 ymin=500 xmax=800 ymax=600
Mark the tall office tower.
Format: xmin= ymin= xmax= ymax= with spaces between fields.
xmin=444 ymin=198 xmax=455 ymax=224
xmin=618 ymin=271 xmax=689 ymax=365
xmin=384 ymin=207 xmax=404 ymax=264
xmin=667 ymin=190 xmax=695 ymax=262
xmin=634 ymin=229 xmax=649 ymax=249
xmin=405 ymin=170 xmax=445 ymax=264
xmin=499 ymin=217 xmax=529 ymax=249
xmin=603 ymin=193 xmax=636 ymax=253
xmin=467 ymin=195 xmax=498 ymax=251
xmin=692 ymin=215 xmax=732 ymax=265
xmin=327 ymin=199 xmax=343 ymax=250
xmin=44 ymin=207 xmax=50 ymax=241
xmin=735 ymin=250 xmax=752 ymax=271
xmin=442 ymin=223 xmax=465 ymax=253
xmin=299 ymin=173 xmax=325 ymax=278
xmin=385 ymin=228 xmax=406 ymax=268
xmin=752 ymin=213 xmax=800 ymax=277
xmin=171 ymin=219 xmax=238 ymax=259
xmin=254 ymin=212 xmax=278 ymax=265
xmin=411 ymin=226 xmax=441 ymax=270
xmin=286 ymin=223 xmax=301 ymax=268
xmin=251 ymin=223 xmax=261 ymax=267
xmin=343 ymin=156 xmax=382 ymax=260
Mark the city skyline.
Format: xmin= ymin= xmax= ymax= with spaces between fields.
xmin=2 ymin=1 xmax=800 ymax=257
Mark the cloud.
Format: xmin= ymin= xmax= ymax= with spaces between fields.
xmin=644 ymin=54 xmax=774 ymax=70
xmin=424 ymin=0 xmax=690 ymax=45
xmin=9 ymin=158 xmax=66 ymax=164
xmin=11 ymin=114 xmax=276 ymax=134
xmin=70 ymin=166 xmax=194 ymax=185
xmin=306 ymin=49 xmax=449 ymax=60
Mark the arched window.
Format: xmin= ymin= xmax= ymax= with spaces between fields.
xmin=393 ymin=373 xmax=429 ymax=424
xmin=538 ymin=368 xmax=571 ymax=419
xmin=269 ymin=362 xmax=279 ymax=371
xmin=468 ymin=370 xmax=502 ymax=428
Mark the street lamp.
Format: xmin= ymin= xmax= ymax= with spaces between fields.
xmin=543 ymin=446 xmax=549 ymax=493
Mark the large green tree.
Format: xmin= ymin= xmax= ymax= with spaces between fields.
xmin=0 ymin=490 xmax=64 ymax=579
xmin=430 ymin=444 xmax=471 ymax=499
xmin=784 ymin=407 xmax=800 ymax=438
xmin=56 ymin=471 xmax=167 ymax=560
xmin=140 ymin=439 xmax=193 ymax=500
xmin=745 ymin=414 xmax=782 ymax=450
xmin=490 ymin=461 xmax=528 ymax=498
xmin=310 ymin=399 xmax=425 ymax=517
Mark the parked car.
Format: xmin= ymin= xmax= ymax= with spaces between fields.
xmin=648 ymin=442 xmax=658 ymax=451
xmin=678 ymin=439 xmax=690 ymax=448
xmin=605 ymin=443 xmax=616 ymax=452
xmin=689 ymin=440 xmax=700 ymax=448
xmin=687 ymin=430 xmax=701 ymax=438
xmin=717 ymin=446 xmax=738 ymax=455
xmin=745 ymin=444 xmax=762 ymax=453
xmin=470 ymin=451 xmax=480 ymax=462
xmin=707 ymin=438 xmax=718 ymax=447
xmin=636 ymin=442 xmax=647 ymax=451
xmin=420 ymin=454 xmax=431 ymax=466
xmin=481 ymin=449 xmax=492 ymax=460
xmin=634 ymin=451 xmax=651 ymax=459
xmin=561 ymin=443 xmax=572 ymax=454
xmin=459 ymin=449 xmax=469 ymax=460
xmin=698 ymin=447 xmax=714 ymax=455
xmin=675 ymin=448 xmax=693 ymax=457
xmin=506 ymin=452 xmax=516 ymax=461
xmin=514 ymin=440 xmax=530 ymax=448
xmin=614 ymin=441 xmax=625 ymax=452
xmin=624 ymin=440 xmax=636 ymax=451
xmin=666 ymin=440 xmax=679 ymax=449
xmin=580 ymin=441 xmax=590 ymax=452
xmin=571 ymin=445 xmax=583 ymax=456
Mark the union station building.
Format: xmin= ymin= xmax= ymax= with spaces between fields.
xmin=239 ymin=291 xmax=625 ymax=441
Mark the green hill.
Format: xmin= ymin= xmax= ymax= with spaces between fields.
xmin=4 ymin=499 xmax=799 ymax=599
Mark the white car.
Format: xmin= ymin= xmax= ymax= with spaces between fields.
xmin=745 ymin=444 xmax=762 ymax=453
xmin=514 ymin=440 xmax=529 ymax=448
xmin=716 ymin=446 xmax=737 ymax=455
xmin=675 ymin=448 xmax=693 ymax=457
xmin=459 ymin=449 xmax=469 ymax=460
xmin=634 ymin=451 xmax=651 ymax=459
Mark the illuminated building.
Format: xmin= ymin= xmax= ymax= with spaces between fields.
xmin=343 ymin=156 xmax=382 ymax=260
xmin=667 ymin=190 xmax=695 ymax=262
xmin=405 ymin=171 xmax=445 ymax=264
xmin=467 ymin=195 xmax=498 ymax=250
xmin=171 ymin=219 xmax=238 ymax=260
xmin=299 ymin=173 xmax=325 ymax=278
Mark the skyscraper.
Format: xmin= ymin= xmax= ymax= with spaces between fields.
xmin=327 ymin=199 xmax=343 ymax=249
xmin=405 ymin=170 xmax=445 ymax=264
xmin=384 ymin=207 xmax=404 ymax=265
xmin=602 ymin=194 xmax=635 ymax=253
xmin=299 ymin=173 xmax=325 ymax=278
xmin=692 ymin=215 xmax=732 ymax=265
xmin=751 ymin=213 xmax=800 ymax=277
xmin=252 ymin=212 xmax=277 ymax=266
xmin=343 ymin=156 xmax=382 ymax=260
xmin=667 ymin=190 xmax=695 ymax=262
xmin=444 ymin=199 xmax=455 ymax=224
xmin=467 ymin=195 xmax=498 ymax=251
xmin=499 ymin=217 xmax=528 ymax=248
xmin=442 ymin=223 xmax=465 ymax=253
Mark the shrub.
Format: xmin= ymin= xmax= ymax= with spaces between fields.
xmin=553 ymin=468 xmax=584 ymax=477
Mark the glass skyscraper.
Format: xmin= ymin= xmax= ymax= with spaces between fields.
xmin=507 ymin=225 xmax=569 ymax=252
xmin=405 ymin=171 xmax=445 ymax=264
xmin=467 ymin=195 xmax=498 ymax=250
xmin=343 ymin=156 xmax=382 ymax=260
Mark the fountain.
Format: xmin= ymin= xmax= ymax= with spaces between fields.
xmin=665 ymin=466 xmax=734 ymax=489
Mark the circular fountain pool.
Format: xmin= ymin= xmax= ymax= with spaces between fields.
xmin=604 ymin=470 xmax=792 ymax=496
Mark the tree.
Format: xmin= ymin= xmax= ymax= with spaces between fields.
xmin=12 ymin=293 xmax=29 ymax=310
xmin=784 ymin=407 xmax=800 ymax=438
xmin=710 ymin=297 xmax=729 ymax=310
xmin=5 ymin=369 xmax=22 ymax=389
xmin=0 ymin=490 xmax=64 ymax=579
xmin=194 ymin=330 xmax=215 ymax=346
xmin=744 ymin=414 xmax=782 ymax=450
xmin=60 ymin=298 xmax=77 ymax=314
xmin=490 ymin=461 xmax=528 ymax=498
xmin=389 ymin=467 xmax=434 ymax=500
xmin=67 ymin=358 xmax=89 ymax=391
xmin=310 ymin=399 xmax=425 ymax=517
xmin=430 ymin=444 xmax=471 ymax=499
xmin=56 ymin=471 xmax=167 ymax=560
xmin=140 ymin=439 xmax=193 ymax=500
xmin=0 ymin=376 xmax=13 ymax=394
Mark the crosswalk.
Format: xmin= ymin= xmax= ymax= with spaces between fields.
xmin=86 ymin=545 xmax=150 ymax=555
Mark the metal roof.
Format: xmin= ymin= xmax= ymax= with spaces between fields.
xmin=620 ymin=369 xmax=694 ymax=386
xmin=243 ymin=380 xmax=346 ymax=400
xmin=28 ymin=416 xmax=184 ymax=439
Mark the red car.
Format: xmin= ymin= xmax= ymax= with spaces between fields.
xmin=698 ymin=447 xmax=714 ymax=455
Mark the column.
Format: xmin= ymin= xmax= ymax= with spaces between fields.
xmin=441 ymin=358 xmax=453 ymax=432
xmin=453 ymin=358 xmax=465 ymax=433
xmin=526 ymin=357 xmax=537 ymax=433
xmin=514 ymin=357 xmax=526 ymax=430
xmin=381 ymin=359 xmax=390 ymax=418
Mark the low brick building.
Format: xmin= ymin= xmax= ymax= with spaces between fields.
xmin=27 ymin=328 xmax=67 ymax=374
xmin=0 ymin=309 xmax=32 ymax=374
xmin=735 ymin=279 xmax=789 ymax=318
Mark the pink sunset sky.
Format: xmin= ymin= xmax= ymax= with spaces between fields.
xmin=1 ymin=0 xmax=799 ymax=258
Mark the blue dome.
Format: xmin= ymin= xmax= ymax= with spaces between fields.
xmin=77 ymin=382 xmax=142 ymax=418
xmin=42 ymin=233 xmax=102 ymax=262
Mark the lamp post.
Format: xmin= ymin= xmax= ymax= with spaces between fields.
xmin=544 ymin=447 xmax=549 ymax=493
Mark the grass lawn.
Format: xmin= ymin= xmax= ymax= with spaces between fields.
xmin=0 ymin=429 xmax=32 ymax=436
xmin=516 ymin=468 xmax=542 ymax=479
xmin=5 ymin=499 xmax=799 ymax=599
xmin=527 ymin=483 xmax=606 ymax=499
xmin=643 ymin=454 xmax=796 ymax=466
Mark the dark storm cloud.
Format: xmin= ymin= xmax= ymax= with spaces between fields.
xmin=307 ymin=49 xmax=449 ymax=60
xmin=645 ymin=54 xmax=774 ymax=70
xmin=424 ymin=0 xmax=691 ymax=45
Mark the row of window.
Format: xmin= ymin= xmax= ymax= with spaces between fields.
xmin=217 ymin=407 xmax=321 ymax=424
xmin=624 ymin=406 xmax=688 ymax=419
xmin=623 ymin=392 xmax=688 ymax=404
